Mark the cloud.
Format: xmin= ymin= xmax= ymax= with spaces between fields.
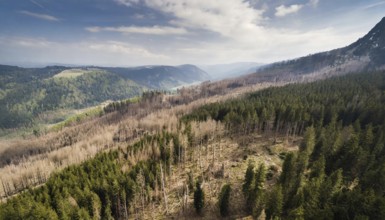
xmin=308 ymin=0 xmax=319 ymax=8
xmin=3 ymin=0 xmax=372 ymax=66
xmin=19 ymin=10 xmax=59 ymax=21
xmin=120 ymin=0 xmax=265 ymax=40
xmin=114 ymin=0 xmax=139 ymax=7
xmin=1 ymin=37 xmax=53 ymax=48
xmin=88 ymin=41 xmax=168 ymax=59
xmin=109 ymin=0 xmax=366 ymax=65
xmin=86 ymin=25 xmax=187 ymax=35
xmin=170 ymin=26 xmax=365 ymax=65
xmin=275 ymin=4 xmax=303 ymax=17
xmin=0 ymin=36 xmax=170 ymax=66
xmin=30 ymin=0 xmax=45 ymax=9
xmin=362 ymin=1 xmax=385 ymax=10
xmin=132 ymin=14 xmax=145 ymax=19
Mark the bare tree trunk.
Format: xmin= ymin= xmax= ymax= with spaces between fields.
xmin=199 ymin=144 xmax=202 ymax=170
xmin=160 ymin=163 xmax=169 ymax=214
xmin=134 ymin=195 xmax=138 ymax=220
xmin=1 ymin=179 xmax=7 ymax=198
xmin=179 ymin=141 xmax=182 ymax=164
xmin=212 ymin=143 xmax=215 ymax=167
xmin=123 ymin=195 xmax=128 ymax=220
xmin=182 ymin=182 xmax=189 ymax=213
xmin=219 ymin=141 xmax=222 ymax=162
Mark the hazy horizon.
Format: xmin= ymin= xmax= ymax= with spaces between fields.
xmin=1 ymin=0 xmax=384 ymax=67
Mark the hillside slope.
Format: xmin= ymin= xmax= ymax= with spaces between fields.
xmin=0 ymin=67 xmax=144 ymax=129
xmin=244 ymin=17 xmax=385 ymax=83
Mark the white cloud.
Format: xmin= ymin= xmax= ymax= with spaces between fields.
xmin=3 ymin=0 xmax=372 ymax=66
xmin=275 ymin=4 xmax=303 ymax=17
xmin=88 ymin=41 xmax=168 ymax=59
xmin=308 ymin=0 xmax=319 ymax=8
xmin=0 ymin=37 xmax=170 ymax=66
xmin=169 ymin=27 xmax=365 ymax=65
xmin=86 ymin=25 xmax=187 ymax=35
xmin=105 ymin=0 xmax=367 ymax=65
xmin=30 ymin=0 xmax=45 ymax=9
xmin=123 ymin=0 xmax=265 ymax=40
xmin=132 ymin=14 xmax=145 ymax=19
xmin=114 ymin=0 xmax=139 ymax=7
xmin=2 ymin=37 xmax=53 ymax=48
xmin=19 ymin=10 xmax=59 ymax=21
xmin=362 ymin=1 xmax=385 ymax=10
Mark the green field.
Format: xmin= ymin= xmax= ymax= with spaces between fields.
xmin=53 ymin=68 xmax=100 ymax=78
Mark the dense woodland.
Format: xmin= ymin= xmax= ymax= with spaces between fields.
xmin=1 ymin=71 xmax=385 ymax=219
xmin=184 ymin=71 xmax=385 ymax=219
xmin=0 ymin=131 xmax=185 ymax=219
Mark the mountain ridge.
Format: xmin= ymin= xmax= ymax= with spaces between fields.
xmin=243 ymin=17 xmax=385 ymax=83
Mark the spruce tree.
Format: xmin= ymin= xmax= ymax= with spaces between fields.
xmin=253 ymin=163 xmax=266 ymax=218
xmin=243 ymin=162 xmax=255 ymax=195
xmin=218 ymin=184 xmax=231 ymax=217
xmin=265 ymin=185 xmax=283 ymax=220
xmin=194 ymin=181 xmax=205 ymax=214
xmin=301 ymin=126 xmax=315 ymax=155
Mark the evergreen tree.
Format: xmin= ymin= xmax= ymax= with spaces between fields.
xmin=301 ymin=126 xmax=315 ymax=155
xmin=246 ymin=163 xmax=266 ymax=217
xmin=243 ymin=162 xmax=255 ymax=194
xmin=279 ymin=152 xmax=296 ymax=187
xmin=265 ymin=185 xmax=283 ymax=220
xmin=194 ymin=181 xmax=205 ymax=214
xmin=218 ymin=184 xmax=231 ymax=217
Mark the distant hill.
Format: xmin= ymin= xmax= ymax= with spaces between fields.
xmin=244 ymin=17 xmax=385 ymax=83
xmin=200 ymin=62 xmax=263 ymax=80
xmin=0 ymin=66 xmax=144 ymax=129
xmin=103 ymin=64 xmax=210 ymax=89
xmin=0 ymin=65 xmax=67 ymax=86
xmin=0 ymin=64 xmax=210 ymax=129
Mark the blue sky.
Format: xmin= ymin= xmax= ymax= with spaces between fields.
xmin=0 ymin=0 xmax=384 ymax=67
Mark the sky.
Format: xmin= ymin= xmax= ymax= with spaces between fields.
xmin=0 ymin=0 xmax=384 ymax=67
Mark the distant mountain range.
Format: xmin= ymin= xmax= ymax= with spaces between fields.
xmin=244 ymin=17 xmax=385 ymax=83
xmin=200 ymin=62 xmax=263 ymax=80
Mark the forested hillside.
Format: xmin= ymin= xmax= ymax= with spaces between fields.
xmin=0 ymin=64 xmax=209 ymax=130
xmin=0 ymin=66 xmax=144 ymax=129
xmin=184 ymin=71 xmax=385 ymax=219
xmin=1 ymin=71 xmax=384 ymax=219
xmin=1 ymin=132 xmax=180 ymax=219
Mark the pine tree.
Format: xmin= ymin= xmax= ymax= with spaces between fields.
xmin=218 ymin=184 xmax=231 ymax=217
xmin=194 ymin=181 xmax=205 ymax=214
xmin=279 ymin=152 xmax=296 ymax=187
xmin=243 ymin=162 xmax=255 ymax=195
xmin=310 ymin=156 xmax=325 ymax=180
xmin=265 ymin=185 xmax=283 ymax=220
xmin=301 ymin=126 xmax=315 ymax=155
xmin=252 ymin=163 xmax=266 ymax=218
xmin=244 ymin=163 xmax=266 ymax=216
